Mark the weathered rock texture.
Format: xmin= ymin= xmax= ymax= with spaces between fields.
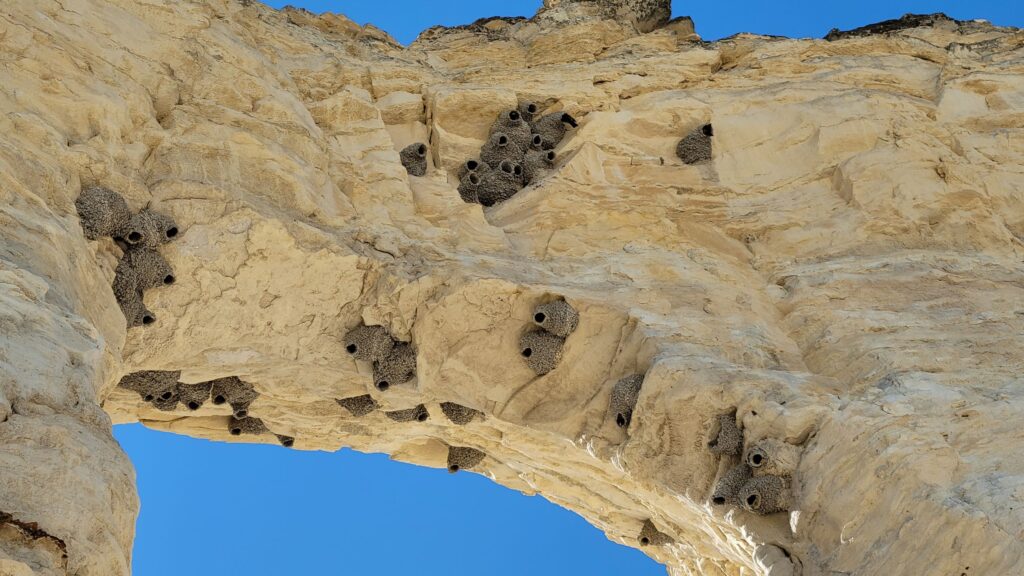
xmin=1 ymin=1 xmax=1022 ymax=575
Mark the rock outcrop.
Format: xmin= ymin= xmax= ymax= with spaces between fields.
xmin=1 ymin=1 xmax=1022 ymax=575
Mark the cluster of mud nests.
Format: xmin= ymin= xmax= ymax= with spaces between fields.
xmin=76 ymin=186 xmax=180 ymax=328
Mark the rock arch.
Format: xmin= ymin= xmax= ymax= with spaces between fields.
xmin=1 ymin=1 xmax=1023 ymax=575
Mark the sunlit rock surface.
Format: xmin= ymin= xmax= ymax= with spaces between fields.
xmin=1 ymin=1 xmax=1022 ymax=574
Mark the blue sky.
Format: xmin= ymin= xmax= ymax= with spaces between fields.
xmin=120 ymin=2 xmax=1023 ymax=575
xmin=116 ymin=424 xmax=662 ymax=575
xmin=263 ymin=0 xmax=1023 ymax=44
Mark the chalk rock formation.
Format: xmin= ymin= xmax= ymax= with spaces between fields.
xmin=540 ymin=0 xmax=673 ymax=33
xmin=1 ymin=1 xmax=1022 ymax=575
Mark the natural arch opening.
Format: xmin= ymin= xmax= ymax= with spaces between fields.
xmin=114 ymin=424 xmax=662 ymax=575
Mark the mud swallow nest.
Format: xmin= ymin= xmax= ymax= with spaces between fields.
xmin=384 ymin=404 xmax=429 ymax=423
xmin=447 ymin=446 xmax=486 ymax=473
xmin=609 ymin=374 xmax=644 ymax=429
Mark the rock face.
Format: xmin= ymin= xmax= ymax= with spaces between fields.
xmin=540 ymin=0 xmax=672 ymax=33
xmin=1 ymin=1 xmax=1022 ymax=575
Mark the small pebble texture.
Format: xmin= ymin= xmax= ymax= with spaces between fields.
xmin=121 ymin=247 xmax=175 ymax=290
xmin=373 ymin=342 xmax=417 ymax=390
xmin=517 ymin=100 xmax=539 ymax=123
xmin=708 ymin=412 xmax=743 ymax=456
xmin=336 ymin=395 xmax=379 ymax=417
xmin=209 ymin=377 xmax=259 ymax=418
xmin=609 ymin=374 xmax=644 ymax=428
xmin=532 ymin=112 xmax=577 ymax=149
xmin=457 ymin=158 xmax=490 ymax=180
xmin=744 ymin=438 xmax=802 ymax=477
xmin=344 ymin=324 xmax=396 ymax=363
xmin=479 ymin=132 xmax=524 ymax=168
xmin=75 ymin=186 xmax=131 ymax=239
xmin=675 ymin=123 xmax=713 ymax=164
xmin=489 ymin=110 xmax=534 ymax=152
xmin=178 ymin=382 xmax=213 ymax=411
xmin=124 ymin=210 xmax=178 ymax=248
xmin=519 ymin=329 xmax=565 ymax=375
xmin=447 ymin=446 xmax=486 ymax=472
xmin=637 ymin=519 xmax=673 ymax=547
xmin=440 ymin=402 xmax=482 ymax=425
xmin=399 ymin=142 xmax=428 ymax=176
xmin=738 ymin=475 xmax=791 ymax=515
xmin=118 ymin=371 xmax=181 ymax=403
xmin=458 ymin=171 xmax=482 ymax=203
xmin=229 ymin=416 xmax=268 ymax=436
xmin=477 ymin=161 xmax=523 ymax=206
xmin=384 ymin=404 xmax=429 ymax=422
xmin=151 ymin=393 xmax=179 ymax=412
xmin=712 ymin=463 xmax=752 ymax=506
xmin=533 ymin=299 xmax=579 ymax=337
xmin=112 ymin=264 xmax=149 ymax=327
xmin=523 ymin=149 xmax=555 ymax=185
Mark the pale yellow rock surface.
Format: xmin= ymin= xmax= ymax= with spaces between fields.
xmin=0 ymin=1 xmax=1022 ymax=575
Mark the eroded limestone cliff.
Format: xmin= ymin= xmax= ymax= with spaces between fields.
xmin=1 ymin=1 xmax=1022 ymax=574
